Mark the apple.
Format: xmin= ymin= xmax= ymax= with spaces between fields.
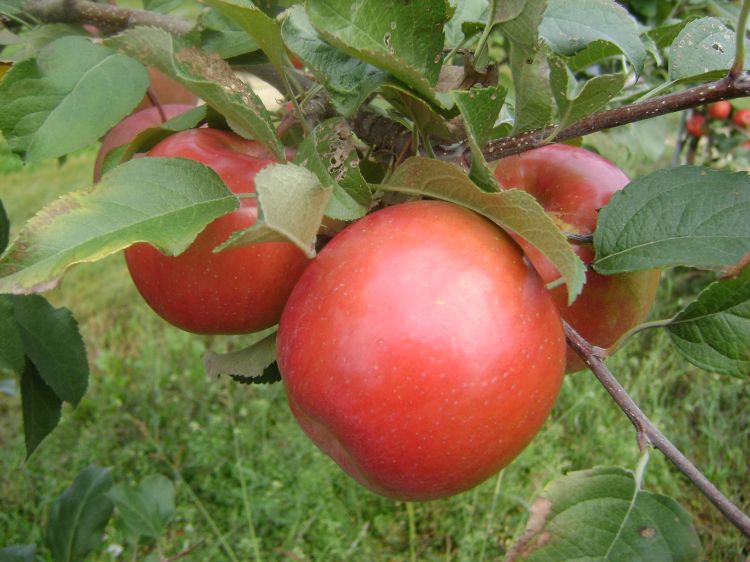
xmin=707 ymin=101 xmax=732 ymax=120
xmin=277 ymin=200 xmax=566 ymax=501
xmin=733 ymin=108 xmax=750 ymax=128
xmin=686 ymin=114 xmax=706 ymax=137
xmin=494 ymin=144 xmax=660 ymax=372
xmin=135 ymin=68 xmax=199 ymax=112
xmin=94 ymin=104 xmax=195 ymax=183
xmin=124 ymin=128 xmax=309 ymax=335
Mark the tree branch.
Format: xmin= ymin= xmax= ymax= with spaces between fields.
xmin=564 ymin=321 xmax=750 ymax=540
xmin=483 ymin=76 xmax=750 ymax=161
xmin=23 ymin=0 xmax=192 ymax=36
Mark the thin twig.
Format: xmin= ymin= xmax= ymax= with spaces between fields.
xmin=564 ymin=321 xmax=750 ymax=539
xmin=729 ymin=0 xmax=750 ymax=79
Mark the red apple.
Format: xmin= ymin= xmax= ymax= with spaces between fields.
xmin=707 ymin=101 xmax=732 ymax=120
xmin=686 ymin=114 xmax=706 ymax=137
xmin=733 ymin=108 xmax=750 ymax=128
xmin=94 ymin=104 xmax=195 ymax=183
xmin=124 ymin=128 xmax=309 ymax=335
xmin=135 ymin=68 xmax=199 ymax=112
xmin=277 ymin=200 xmax=566 ymax=501
xmin=494 ymin=144 xmax=660 ymax=372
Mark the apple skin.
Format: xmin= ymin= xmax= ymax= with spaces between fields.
xmin=733 ymin=108 xmax=750 ymax=128
xmin=277 ymin=200 xmax=566 ymax=501
xmin=94 ymin=104 xmax=195 ymax=183
xmin=124 ymin=128 xmax=309 ymax=335
xmin=135 ymin=68 xmax=199 ymax=112
xmin=494 ymin=144 xmax=660 ymax=372
xmin=686 ymin=114 xmax=706 ymax=137
xmin=707 ymin=101 xmax=732 ymax=120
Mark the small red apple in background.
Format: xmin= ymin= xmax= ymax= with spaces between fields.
xmin=686 ymin=114 xmax=707 ymax=137
xmin=94 ymin=104 xmax=195 ymax=183
xmin=494 ymin=144 xmax=660 ymax=373
xmin=124 ymin=128 xmax=309 ymax=335
xmin=707 ymin=101 xmax=732 ymax=120
xmin=277 ymin=200 xmax=566 ymax=501
xmin=733 ymin=108 xmax=750 ymax=128
xmin=135 ymin=68 xmax=199 ymax=112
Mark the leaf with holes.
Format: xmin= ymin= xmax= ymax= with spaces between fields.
xmin=669 ymin=17 xmax=749 ymax=81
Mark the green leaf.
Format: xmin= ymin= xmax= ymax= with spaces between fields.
xmin=20 ymin=360 xmax=62 ymax=459
xmin=105 ymin=27 xmax=284 ymax=160
xmin=193 ymin=8 xmax=261 ymax=59
xmin=12 ymin=295 xmax=88 ymax=406
xmin=669 ymin=18 xmax=748 ymax=81
xmin=667 ymin=266 xmax=750 ymax=378
xmin=594 ymin=167 xmax=750 ymax=274
xmin=306 ymin=0 xmax=452 ymax=108
xmin=539 ymin=0 xmax=647 ymax=75
xmin=0 ymin=36 xmax=149 ymax=161
xmin=507 ymin=466 xmax=701 ymax=561
xmin=204 ymin=0 xmax=287 ymax=75
xmin=451 ymin=86 xmax=505 ymax=192
xmin=218 ymin=163 xmax=329 ymax=257
xmin=548 ymin=57 xmax=625 ymax=130
xmin=445 ymin=0 xmax=488 ymax=47
xmin=0 ymin=545 xmax=36 ymax=562
xmin=294 ymin=118 xmax=372 ymax=220
xmin=204 ymin=327 xmax=278 ymax=381
xmin=2 ymin=23 xmax=87 ymax=63
xmin=498 ymin=0 xmax=546 ymax=47
xmin=281 ymin=5 xmax=388 ymax=116
xmin=0 ymin=199 xmax=8 ymax=258
xmin=46 ymin=465 xmax=114 ymax=562
xmin=0 ymin=158 xmax=238 ymax=294
xmin=108 ymin=475 xmax=175 ymax=539
xmin=0 ymin=295 xmax=24 ymax=374
xmin=508 ymin=45 xmax=554 ymax=133
xmin=382 ymin=157 xmax=585 ymax=303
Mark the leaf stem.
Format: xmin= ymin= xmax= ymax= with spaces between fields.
xmin=730 ymin=0 xmax=750 ymax=80
xmin=605 ymin=318 xmax=674 ymax=355
xmin=564 ymin=321 xmax=750 ymax=539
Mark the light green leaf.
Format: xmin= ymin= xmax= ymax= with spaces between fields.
xmin=669 ymin=17 xmax=748 ymax=81
xmin=508 ymin=45 xmax=554 ymax=133
xmin=445 ymin=0 xmax=488 ymax=47
xmin=507 ymin=466 xmax=701 ymax=561
xmin=0 ymin=158 xmax=238 ymax=294
xmin=382 ymin=157 xmax=585 ymax=303
xmin=594 ymin=167 xmax=750 ymax=274
xmin=47 ymin=465 xmax=114 ymax=562
xmin=203 ymin=327 xmax=278 ymax=382
xmin=281 ymin=6 xmax=388 ymax=116
xmin=294 ymin=118 xmax=372 ymax=220
xmin=667 ymin=265 xmax=750 ymax=378
xmin=105 ymin=27 xmax=284 ymax=160
xmin=0 ymin=36 xmax=149 ymax=161
xmin=20 ymin=360 xmax=61 ymax=459
xmin=539 ymin=0 xmax=647 ymax=75
xmin=108 ymin=475 xmax=176 ymax=539
xmin=12 ymin=295 xmax=88 ymax=406
xmin=193 ymin=8 xmax=261 ymax=59
xmin=219 ymin=163 xmax=329 ymax=257
xmin=306 ymin=0 xmax=453 ymax=108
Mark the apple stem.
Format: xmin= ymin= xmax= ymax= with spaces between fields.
xmin=145 ymin=88 xmax=168 ymax=123
xmin=564 ymin=320 xmax=750 ymax=539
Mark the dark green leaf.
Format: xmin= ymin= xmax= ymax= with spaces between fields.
xmin=230 ymin=362 xmax=282 ymax=385
xmin=12 ymin=295 xmax=88 ymax=406
xmin=594 ymin=167 xmax=750 ymax=274
xmin=0 ymin=36 xmax=149 ymax=161
xmin=647 ymin=18 xmax=692 ymax=49
xmin=1 ymin=199 xmax=9 ymax=256
xmin=669 ymin=18 xmax=749 ymax=81
xmin=382 ymin=157 xmax=585 ymax=303
xmin=451 ymin=86 xmax=505 ymax=192
xmin=0 ymin=295 xmax=24 ymax=374
xmin=507 ymin=466 xmax=701 ymax=561
xmin=667 ymin=265 xmax=750 ymax=377
xmin=20 ymin=360 xmax=62 ymax=459
xmin=281 ymin=6 xmax=388 ymax=116
xmin=192 ymin=9 xmax=260 ymax=60
xmin=0 ymin=158 xmax=238 ymax=294
xmin=539 ymin=0 xmax=647 ymax=75
xmin=47 ymin=465 xmax=114 ymax=562
xmin=294 ymin=118 xmax=372 ymax=220
xmin=0 ymin=545 xmax=36 ymax=562
xmin=204 ymin=327 xmax=278 ymax=380
xmin=105 ymin=27 xmax=284 ymax=160
xmin=108 ymin=475 xmax=175 ymax=539
xmin=306 ymin=0 xmax=452 ymax=108
xmin=218 ymin=163 xmax=329 ymax=257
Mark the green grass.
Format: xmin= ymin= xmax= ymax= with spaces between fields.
xmin=1 ymin=148 xmax=748 ymax=561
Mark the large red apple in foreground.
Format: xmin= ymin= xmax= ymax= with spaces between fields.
xmin=277 ymin=200 xmax=566 ymax=501
xmin=94 ymin=104 xmax=195 ymax=183
xmin=494 ymin=144 xmax=660 ymax=372
xmin=124 ymin=128 xmax=309 ymax=334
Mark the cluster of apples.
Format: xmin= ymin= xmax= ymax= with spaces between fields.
xmin=96 ymin=95 xmax=658 ymax=500
xmin=686 ymin=100 xmax=750 ymax=145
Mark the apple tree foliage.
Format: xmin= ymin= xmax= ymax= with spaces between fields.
xmin=1 ymin=0 xmax=750 ymax=558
